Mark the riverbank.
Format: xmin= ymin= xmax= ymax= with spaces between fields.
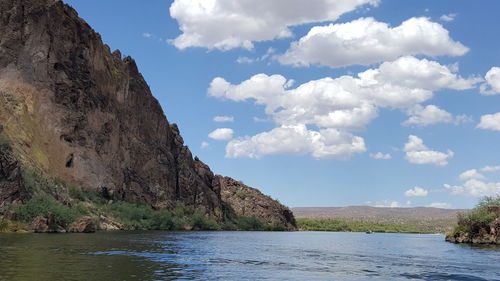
xmin=445 ymin=196 xmax=500 ymax=245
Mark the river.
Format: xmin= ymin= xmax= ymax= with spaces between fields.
xmin=0 ymin=231 xmax=499 ymax=281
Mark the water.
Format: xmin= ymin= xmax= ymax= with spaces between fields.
xmin=0 ymin=231 xmax=499 ymax=281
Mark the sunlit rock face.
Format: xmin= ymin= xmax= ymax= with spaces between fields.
xmin=0 ymin=0 xmax=221 ymax=216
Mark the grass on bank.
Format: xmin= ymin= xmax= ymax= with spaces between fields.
xmin=450 ymin=196 xmax=500 ymax=236
xmin=1 ymin=167 xmax=288 ymax=232
xmin=296 ymin=218 xmax=455 ymax=234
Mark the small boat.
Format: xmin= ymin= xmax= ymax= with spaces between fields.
xmin=366 ymin=230 xmax=373 ymax=234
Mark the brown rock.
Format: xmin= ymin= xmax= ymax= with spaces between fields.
xmin=67 ymin=216 xmax=96 ymax=233
xmin=0 ymin=147 xmax=28 ymax=207
xmin=214 ymin=175 xmax=296 ymax=229
xmin=0 ymin=0 xmax=221 ymax=217
xmin=31 ymin=216 xmax=49 ymax=233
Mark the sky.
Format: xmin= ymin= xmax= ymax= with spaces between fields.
xmin=64 ymin=0 xmax=500 ymax=209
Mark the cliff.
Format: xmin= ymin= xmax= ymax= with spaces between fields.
xmin=214 ymin=176 xmax=296 ymax=230
xmin=0 ymin=0 xmax=222 ymax=215
xmin=0 ymin=0 xmax=296 ymax=231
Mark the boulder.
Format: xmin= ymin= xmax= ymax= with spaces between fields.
xmin=67 ymin=216 xmax=96 ymax=233
xmin=31 ymin=216 xmax=49 ymax=233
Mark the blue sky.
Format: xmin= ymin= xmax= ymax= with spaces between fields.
xmin=64 ymin=0 xmax=500 ymax=209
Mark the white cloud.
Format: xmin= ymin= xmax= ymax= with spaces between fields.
xmin=403 ymin=105 xmax=471 ymax=127
xmin=480 ymin=67 xmax=500 ymax=95
xmin=403 ymin=105 xmax=452 ymax=126
xmin=225 ymin=125 xmax=366 ymax=159
xmin=208 ymin=128 xmax=234 ymax=141
xmin=481 ymin=165 xmax=500 ymax=172
xmin=213 ymin=116 xmax=234 ymax=122
xmin=427 ymin=202 xmax=452 ymax=209
xmin=405 ymin=186 xmax=429 ymax=197
xmin=445 ymin=179 xmax=500 ymax=197
xmin=440 ymin=13 xmax=457 ymax=22
xmin=201 ymin=141 xmax=210 ymax=149
xmin=170 ymin=0 xmax=379 ymax=50
xmin=237 ymin=48 xmax=276 ymax=64
xmin=277 ymin=17 xmax=468 ymax=68
xmin=477 ymin=113 xmax=500 ymax=131
xmin=375 ymin=200 xmax=400 ymax=208
xmin=210 ymin=57 xmax=479 ymax=159
xmin=370 ymin=152 xmax=392 ymax=160
xmin=404 ymin=135 xmax=454 ymax=166
xmin=459 ymin=169 xmax=485 ymax=181
xmin=446 ymin=166 xmax=500 ymax=197
xmin=142 ymin=32 xmax=153 ymax=38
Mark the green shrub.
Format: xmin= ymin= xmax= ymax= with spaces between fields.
xmin=477 ymin=196 xmax=500 ymax=209
xmin=13 ymin=194 xmax=88 ymax=226
xmin=236 ymin=216 xmax=264 ymax=231
xmin=191 ymin=212 xmax=220 ymax=230
xmin=0 ymin=219 xmax=8 ymax=232
xmin=457 ymin=208 xmax=497 ymax=234
xmin=0 ymin=132 xmax=11 ymax=150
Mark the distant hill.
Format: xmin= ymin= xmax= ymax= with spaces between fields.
xmin=292 ymin=206 xmax=465 ymax=222
xmin=292 ymin=206 xmax=466 ymax=233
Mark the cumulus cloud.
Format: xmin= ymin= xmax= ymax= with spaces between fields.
xmin=477 ymin=113 xmax=500 ymax=131
xmin=446 ymin=166 xmax=500 ymax=197
xmin=213 ymin=116 xmax=234 ymax=122
xmin=226 ymin=125 xmax=366 ymax=159
xmin=403 ymin=105 xmax=470 ymax=127
xmin=403 ymin=105 xmax=452 ymax=126
xmin=208 ymin=128 xmax=234 ymax=141
xmin=439 ymin=13 xmax=457 ymax=22
xmin=404 ymin=135 xmax=454 ymax=166
xmin=170 ymin=0 xmax=379 ymax=50
xmin=370 ymin=152 xmax=392 ymax=160
xmin=210 ymin=56 xmax=479 ymax=159
xmin=374 ymin=201 xmax=400 ymax=208
xmin=459 ymin=169 xmax=485 ymax=181
xmin=200 ymin=141 xmax=210 ymax=149
xmin=480 ymin=67 xmax=500 ymax=95
xmin=277 ymin=17 xmax=468 ymax=68
xmin=481 ymin=165 xmax=500 ymax=172
xmin=445 ymin=179 xmax=500 ymax=197
xmin=404 ymin=186 xmax=428 ymax=197
xmin=427 ymin=202 xmax=452 ymax=209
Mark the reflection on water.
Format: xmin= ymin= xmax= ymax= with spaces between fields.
xmin=0 ymin=231 xmax=499 ymax=281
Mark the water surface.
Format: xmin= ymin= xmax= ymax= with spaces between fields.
xmin=0 ymin=231 xmax=499 ymax=281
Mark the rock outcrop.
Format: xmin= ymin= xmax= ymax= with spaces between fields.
xmin=0 ymin=141 xmax=28 ymax=208
xmin=214 ymin=176 xmax=296 ymax=229
xmin=0 ymin=0 xmax=221 ymax=216
xmin=446 ymin=211 xmax=500 ymax=245
xmin=67 ymin=216 xmax=96 ymax=233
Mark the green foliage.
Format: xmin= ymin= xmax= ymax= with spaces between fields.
xmin=235 ymin=190 xmax=248 ymax=200
xmin=0 ymin=219 xmax=8 ymax=232
xmin=296 ymin=218 xmax=432 ymax=233
xmin=13 ymin=194 xmax=88 ymax=226
xmin=451 ymin=196 xmax=500 ymax=235
xmin=7 ymin=166 xmax=285 ymax=232
xmin=22 ymin=168 xmax=70 ymax=201
xmin=68 ymin=185 xmax=105 ymax=204
xmin=456 ymin=208 xmax=497 ymax=234
xmin=235 ymin=216 xmax=264 ymax=231
xmin=103 ymin=202 xmax=220 ymax=231
xmin=477 ymin=195 xmax=500 ymax=209
xmin=0 ymin=132 xmax=11 ymax=150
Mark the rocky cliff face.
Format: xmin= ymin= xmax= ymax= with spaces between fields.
xmin=0 ymin=143 xmax=28 ymax=208
xmin=214 ymin=176 xmax=296 ymax=229
xmin=0 ymin=0 xmax=221 ymax=216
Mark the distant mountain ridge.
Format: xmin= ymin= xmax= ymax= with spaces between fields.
xmin=292 ymin=206 xmax=465 ymax=224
